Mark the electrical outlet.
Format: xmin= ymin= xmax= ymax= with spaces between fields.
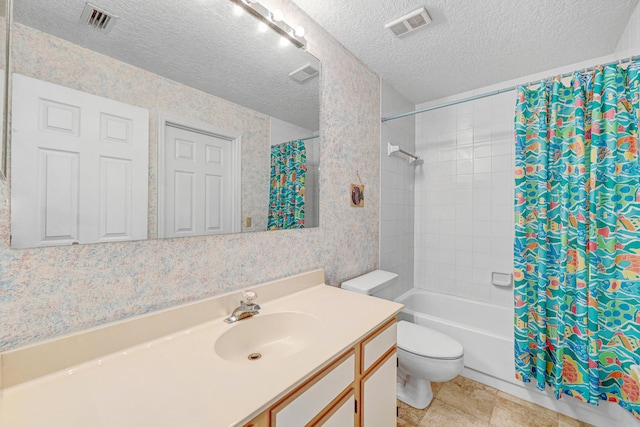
xmin=245 ymin=217 xmax=252 ymax=227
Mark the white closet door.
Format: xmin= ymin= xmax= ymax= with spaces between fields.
xmin=11 ymin=74 xmax=149 ymax=248
xmin=162 ymin=125 xmax=234 ymax=237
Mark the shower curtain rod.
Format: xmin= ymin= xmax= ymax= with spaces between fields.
xmin=382 ymin=53 xmax=640 ymax=123
xmin=296 ymin=134 xmax=319 ymax=142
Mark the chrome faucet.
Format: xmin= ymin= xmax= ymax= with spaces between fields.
xmin=224 ymin=291 xmax=261 ymax=323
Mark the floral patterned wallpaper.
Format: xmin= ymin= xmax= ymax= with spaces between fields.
xmin=0 ymin=0 xmax=380 ymax=351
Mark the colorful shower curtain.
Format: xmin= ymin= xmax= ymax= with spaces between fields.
xmin=514 ymin=60 xmax=640 ymax=420
xmin=267 ymin=140 xmax=306 ymax=230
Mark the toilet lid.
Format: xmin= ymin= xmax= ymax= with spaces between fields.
xmin=397 ymin=321 xmax=464 ymax=359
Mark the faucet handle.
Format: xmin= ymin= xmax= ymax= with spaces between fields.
xmin=242 ymin=290 xmax=257 ymax=304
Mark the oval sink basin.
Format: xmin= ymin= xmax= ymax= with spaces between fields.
xmin=214 ymin=312 xmax=321 ymax=363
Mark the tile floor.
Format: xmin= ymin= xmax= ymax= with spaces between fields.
xmin=397 ymin=376 xmax=595 ymax=427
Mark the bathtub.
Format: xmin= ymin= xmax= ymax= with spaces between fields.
xmin=395 ymin=288 xmax=515 ymax=382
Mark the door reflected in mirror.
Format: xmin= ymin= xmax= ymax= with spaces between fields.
xmin=158 ymin=119 xmax=242 ymax=238
xmin=9 ymin=0 xmax=320 ymax=248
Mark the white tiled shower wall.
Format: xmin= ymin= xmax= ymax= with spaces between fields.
xmin=380 ymin=81 xmax=415 ymax=299
xmin=414 ymin=92 xmax=516 ymax=306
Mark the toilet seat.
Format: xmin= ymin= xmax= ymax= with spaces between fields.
xmin=397 ymin=321 xmax=463 ymax=360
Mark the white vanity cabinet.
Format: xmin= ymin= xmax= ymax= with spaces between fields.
xmin=360 ymin=320 xmax=398 ymax=427
xmin=245 ymin=317 xmax=397 ymax=427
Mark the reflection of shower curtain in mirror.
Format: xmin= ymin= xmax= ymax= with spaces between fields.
xmin=268 ymin=140 xmax=306 ymax=230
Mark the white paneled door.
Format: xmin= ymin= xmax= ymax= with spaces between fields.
xmin=160 ymin=124 xmax=239 ymax=237
xmin=11 ymin=74 xmax=149 ymax=248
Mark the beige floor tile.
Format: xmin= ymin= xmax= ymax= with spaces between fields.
xmin=496 ymin=391 xmax=561 ymax=421
xmin=431 ymin=381 xmax=444 ymax=398
xmin=397 ymin=399 xmax=426 ymax=426
xmin=489 ymin=395 xmax=558 ymax=427
xmin=436 ymin=376 xmax=498 ymax=422
xmin=420 ymin=399 xmax=488 ymax=427
xmin=394 ymin=377 xmax=593 ymax=427
xmin=557 ymin=413 xmax=594 ymax=427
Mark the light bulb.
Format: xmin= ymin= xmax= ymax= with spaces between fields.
xmin=294 ymin=26 xmax=305 ymax=37
xmin=233 ymin=5 xmax=244 ymax=16
xmin=279 ymin=36 xmax=290 ymax=47
xmin=258 ymin=22 xmax=268 ymax=32
xmin=271 ymin=9 xmax=283 ymax=22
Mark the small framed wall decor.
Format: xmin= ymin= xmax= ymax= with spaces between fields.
xmin=351 ymin=171 xmax=365 ymax=207
xmin=351 ymin=183 xmax=364 ymax=207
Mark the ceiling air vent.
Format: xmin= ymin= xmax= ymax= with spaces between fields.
xmin=289 ymin=63 xmax=319 ymax=83
xmin=385 ymin=7 xmax=432 ymax=37
xmin=80 ymin=3 xmax=118 ymax=33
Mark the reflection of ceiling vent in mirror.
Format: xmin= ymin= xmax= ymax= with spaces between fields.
xmin=289 ymin=63 xmax=319 ymax=84
xmin=385 ymin=7 xmax=432 ymax=37
xmin=80 ymin=3 xmax=118 ymax=33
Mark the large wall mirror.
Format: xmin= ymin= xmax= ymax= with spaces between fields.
xmin=0 ymin=0 xmax=7 ymax=179
xmin=9 ymin=0 xmax=320 ymax=248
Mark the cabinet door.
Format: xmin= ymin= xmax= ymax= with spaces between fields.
xmin=272 ymin=351 xmax=355 ymax=426
xmin=362 ymin=321 xmax=397 ymax=372
xmin=318 ymin=390 xmax=356 ymax=427
xmin=361 ymin=350 xmax=397 ymax=427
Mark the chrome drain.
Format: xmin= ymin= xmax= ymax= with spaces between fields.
xmin=248 ymin=353 xmax=262 ymax=361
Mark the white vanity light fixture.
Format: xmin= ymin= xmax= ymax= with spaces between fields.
xmin=270 ymin=8 xmax=284 ymax=22
xmin=229 ymin=0 xmax=307 ymax=49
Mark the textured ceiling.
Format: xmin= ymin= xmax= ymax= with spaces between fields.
xmin=13 ymin=0 xmax=320 ymax=130
xmin=291 ymin=0 xmax=639 ymax=105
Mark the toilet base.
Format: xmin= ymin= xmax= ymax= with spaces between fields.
xmin=396 ymin=373 xmax=433 ymax=409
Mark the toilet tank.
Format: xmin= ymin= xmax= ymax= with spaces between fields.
xmin=341 ymin=270 xmax=398 ymax=298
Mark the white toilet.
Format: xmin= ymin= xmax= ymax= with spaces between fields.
xmin=342 ymin=270 xmax=464 ymax=409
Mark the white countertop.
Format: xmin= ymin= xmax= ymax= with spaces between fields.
xmin=0 ymin=283 xmax=402 ymax=427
